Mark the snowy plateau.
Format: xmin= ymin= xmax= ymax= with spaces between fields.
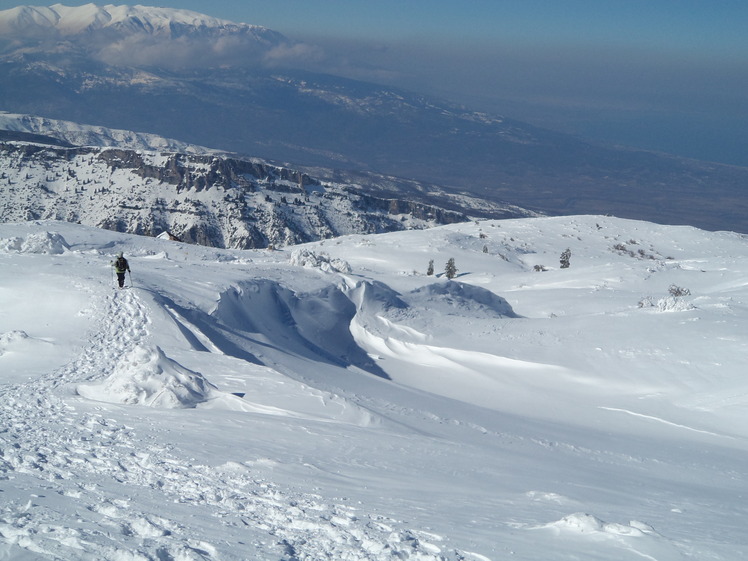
xmin=1 ymin=215 xmax=747 ymax=560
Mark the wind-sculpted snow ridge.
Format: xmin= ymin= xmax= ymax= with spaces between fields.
xmin=210 ymin=279 xmax=391 ymax=379
xmin=0 ymin=256 xmax=475 ymax=560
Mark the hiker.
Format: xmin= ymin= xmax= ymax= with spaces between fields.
xmin=113 ymin=252 xmax=130 ymax=288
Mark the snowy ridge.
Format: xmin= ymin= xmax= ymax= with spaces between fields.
xmin=0 ymin=112 xmax=220 ymax=154
xmin=1 ymin=215 xmax=747 ymax=559
xmin=0 ymin=3 xmax=280 ymax=40
xmin=0 ymin=3 xmax=290 ymax=70
xmin=0 ymin=138 xmax=476 ymax=249
xmin=0 ymin=112 xmax=534 ymax=228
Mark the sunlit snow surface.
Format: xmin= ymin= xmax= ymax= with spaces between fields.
xmin=1 ymin=216 xmax=747 ymax=560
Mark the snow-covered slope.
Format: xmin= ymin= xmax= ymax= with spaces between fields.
xmin=0 ymin=112 xmax=220 ymax=154
xmin=1 ymin=216 xmax=746 ymax=560
xmin=1 ymin=137 xmax=489 ymax=248
xmin=0 ymin=113 xmax=537 ymax=230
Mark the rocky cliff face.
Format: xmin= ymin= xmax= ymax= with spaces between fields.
xmin=0 ymin=138 xmax=503 ymax=249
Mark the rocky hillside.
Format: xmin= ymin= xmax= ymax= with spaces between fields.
xmin=0 ymin=136 xmax=532 ymax=249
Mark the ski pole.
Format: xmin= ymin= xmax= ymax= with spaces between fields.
xmin=128 ymin=270 xmax=133 ymax=288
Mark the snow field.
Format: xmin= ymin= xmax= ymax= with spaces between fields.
xmin=0 ymin=224 xmax=472 ymax=559
xmin=1 ymin=216 xmax=747 ymax=560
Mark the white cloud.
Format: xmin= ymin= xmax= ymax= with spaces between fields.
xmin=262 ymin=42 xmax=325 ymax=67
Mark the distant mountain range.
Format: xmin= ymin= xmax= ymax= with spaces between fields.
xmin=1 ymin=4 xmax=746 ymax=234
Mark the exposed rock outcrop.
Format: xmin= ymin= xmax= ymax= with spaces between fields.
xmin=1 ymin=140 xmax=489 ymax=249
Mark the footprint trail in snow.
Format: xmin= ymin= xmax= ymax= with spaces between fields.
xmin=0 ymin=286 xmax=471 ymax=560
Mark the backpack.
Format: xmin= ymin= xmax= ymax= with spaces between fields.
xmin=115 ymin=257 xmax=128 ymax=272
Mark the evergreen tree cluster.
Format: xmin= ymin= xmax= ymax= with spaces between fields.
xmin=425 ymin=258 xmax=457 ymax=279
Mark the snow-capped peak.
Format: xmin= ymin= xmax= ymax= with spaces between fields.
xmin=0 ymin=3 xmax=283 ymax=42
xmin=0 ymin=3 xmax=289 ymax=69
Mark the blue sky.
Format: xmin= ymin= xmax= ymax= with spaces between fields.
xmin=2 ymin=1 xmax=747 ymax=165
xmin=149 ymin=0 xmax=748 ymax=57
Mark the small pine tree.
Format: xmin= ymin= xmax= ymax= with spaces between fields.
xmin=560 ymin=248 xmax=571 ymax=269
xmin=426 ymin=259 xmax=434 ymax=276
xmin=445 ymin=257 xmax=457 ymax=279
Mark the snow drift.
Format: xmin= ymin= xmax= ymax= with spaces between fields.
xmin=77 ymin=345 xmax=219 ymax=408
xmin=0 ymin=230 xmax=69 ymax=254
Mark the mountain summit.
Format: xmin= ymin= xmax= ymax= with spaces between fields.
xmin=0 ymin=3 xmax=287 ymax=67
xmin=0 ymin=3 xmax=278 ymax=38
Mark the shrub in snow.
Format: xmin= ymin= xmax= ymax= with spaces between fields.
xmin=656 ymin=296 xmax=696 ymax=312
xmin=0 ymin=236 xmax=24 ymax=253
xmin=638 ymin=296 xmax=654 ymax=309
xmin=426 ymin=259 xmax=434 ymax=276
xmin=290 ymin=248 xmax=351 ymax=273
xmin=76 ymin=345 xmax=218 ymax=408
